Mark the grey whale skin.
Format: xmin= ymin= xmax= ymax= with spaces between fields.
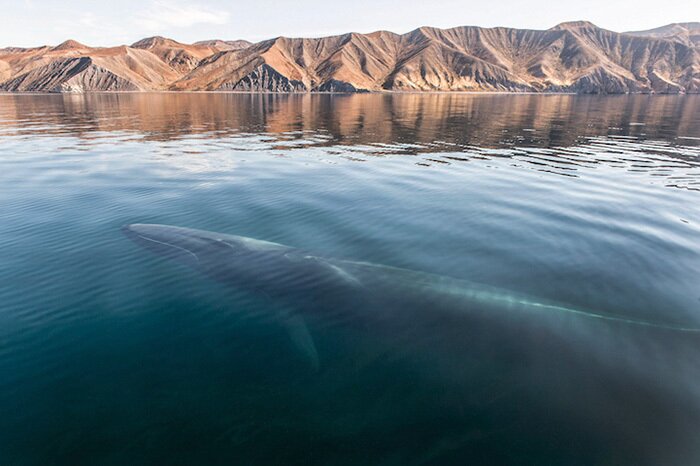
xmin=123 ymin=223 xmax=700 ymax=463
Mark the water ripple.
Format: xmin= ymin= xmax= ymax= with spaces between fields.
xmin=1 ymin=93 xmax=700 ymax=465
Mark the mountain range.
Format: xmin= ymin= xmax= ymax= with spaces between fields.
xmin=1 ymin=21 xmax=698 ymax=93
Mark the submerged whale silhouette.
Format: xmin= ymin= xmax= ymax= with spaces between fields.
xmin=122 ymin=223 xmax=698 ymax=332
xmin=122 ymin=223 xmax=700 ymax=462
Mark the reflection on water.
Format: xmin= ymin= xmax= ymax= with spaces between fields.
xmin=2 ymin=93 xmax=699 ymax=191
xmin=0 ymin=93 xmax=699 ymax=465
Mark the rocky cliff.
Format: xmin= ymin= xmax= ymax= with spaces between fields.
xmin=1 ymin=22 xmax=698 ymax=93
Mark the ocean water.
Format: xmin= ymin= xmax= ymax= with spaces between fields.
xmin=0 ymin=93 xmax=699 ymax=465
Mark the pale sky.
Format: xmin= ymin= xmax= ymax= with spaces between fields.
xmin=1 ymin=0 xmax=698 ymax=48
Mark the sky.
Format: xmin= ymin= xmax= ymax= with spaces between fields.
xmin=1 ymin=0 xmax=699 ymax=47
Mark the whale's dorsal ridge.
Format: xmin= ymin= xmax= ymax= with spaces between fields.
xmin=285 ymin=252 xmax=363 ymax=287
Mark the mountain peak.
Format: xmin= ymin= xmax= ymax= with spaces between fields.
xmin=53 ymin=39 xmax=88 ymax=51
xmin=131 ymin=36 xmax=181 ymax=49
xmin=552 ymin=21 xmax=598 ymax=31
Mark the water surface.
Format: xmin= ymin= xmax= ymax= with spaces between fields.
xmin=1 ymin=93 xmax=699 ymax=465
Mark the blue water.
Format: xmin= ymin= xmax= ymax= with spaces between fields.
xmin=1 ymin=93 xmax=699 ymax=465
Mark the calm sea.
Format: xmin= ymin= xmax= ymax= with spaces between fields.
xmin=1 ymin=93 xmax=699 ymax=465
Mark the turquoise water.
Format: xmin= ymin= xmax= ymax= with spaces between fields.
xmin=1 ymin=93 xmax=700 ymax=465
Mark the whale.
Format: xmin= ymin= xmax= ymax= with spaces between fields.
xmin=122 ymin=223 xmax=700 ymax=463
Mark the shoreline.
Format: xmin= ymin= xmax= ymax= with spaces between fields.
xmin=1 ymin=90 xmax=695 ymax=96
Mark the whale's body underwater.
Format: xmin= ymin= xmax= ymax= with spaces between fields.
xmin=123 ymin=223 xmax=700 ymax=464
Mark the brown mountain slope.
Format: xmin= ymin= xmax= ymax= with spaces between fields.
xmin=0 ymin=45 xmax=181 ymax=92
xmin=131 ymin=36 xmax=225 ymax=73
xmin=173 ymin=22 xmax=698 ymax=93
xmin=0 ymin=41 xmax=87 ymax=83
xmin=172 ymin=32 xmax=405 ymax=92
xmin=1 ymin=22 xmax=698 ymax=93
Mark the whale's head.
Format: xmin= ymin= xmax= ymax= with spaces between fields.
xmin=122 ymin=223 xmax=303 ymax=291
xmin=123 ymin=224 xmax=208 ymax=266
xmin=123 ymin=223 xmax=293 ymax=263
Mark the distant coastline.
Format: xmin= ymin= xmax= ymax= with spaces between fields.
xmin=0 ymin=90 xmax=687 ymax=96
xmin=1 ymin=21 xmax=698 ymax=95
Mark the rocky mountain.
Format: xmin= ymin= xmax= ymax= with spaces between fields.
xmin=626 ymin=23 xmax=700 ymax=46
xmin=0 ymin=41 xmax=180 ymax=92
xmin=130 ymin=36 xmax=243 ymax=73
xmin=1 ymin=22 xmax=698 ymax=93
